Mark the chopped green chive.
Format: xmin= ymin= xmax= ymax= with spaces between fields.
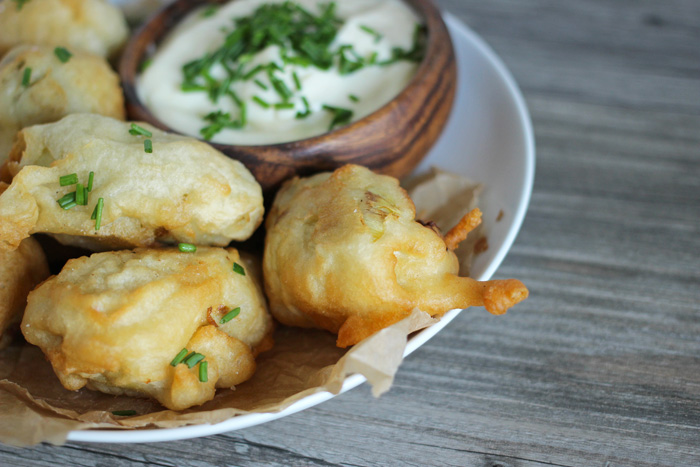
xmin=242 ymin=65 xmax=265 ymax=81
xmin=178 ymin=243 xmax=197 ymax=253
xmin=282 ymin=54 xmax=312 ymax=67
xmin=181 ymin=82 xmax=207 ymax=92
xmin=57 ymin=192 xmax=75 ymax=204
xmin=200 ymin=109 xmax=245 ymax=140
xmin=229 ymin=91 xmax=247 ymax=127
xmin=61 ymin=200 xmax=77 ymax=210
xmin=268 ymin=62 xmax=284 ymax=72
xmin=232 ymin=262 xmax=246 ymax=275
xmin=337 ymin=45 xmax=364 ymax=75
xmin=253 ymin=79 xmax=268 ymax=90
xmin=140 ymin=58 xmax=153 ymax=72
xmin=57 ymin=192 xmax=77 ymax=210
xmin=182 ymin=351 xmax=196 ymax=363
xmin=267 ymin=70 xmax=293 ymax=101
xmin=238 ymin=53 xmax=254 ymax=65
xmin=349 ymin=94 xmax=360 ymax=102
xmin=170 ymin=348 xmax=189 ymax=366
xmin=274 ymin=102 xmax=295 ymax=110
xmin=359 ymin=25 xmax=383 ymax=43
xmin=21 ymin=67 xmax=31 ymax=87
xmin=54 ymin=47 xmax=72 ymax=63
xmin=295 ymin=96 xmax=311 ymax=120
xmin=75 ymin=183 xmax=86 ymax=205
xmin=112 ymin=410 xmax=137 ymax=416
xmin=252 ymin=96 xmax=270 ymax=109
xmin=323 ymin=105 xmax=354 ymax=131
xmin=292 ymin=71 xmax=302 ymax=90
xmin=94 ymin=198 xmax=104 ymax=230
xmin=129 ymin=123 xmax=152 ymax=137
xmin=12 ymin=0 xmax=31 ymax=10
xmin=87 ymin=171 xmax=94 ymax=192
xmin=144 ymin=139 xmax=153 ymax=153
xmin=220 ymin=307 xmax=241 ymax=324
xmin=201 ymin=5 xmax=218 ymax=17
xmin=379 ymin=24 xmax=427 ymax=66
xmin=59 ymin=173 xmax=78 ymax=186
xmin=199 ymin=361 xmax=208 ymax=382
xmin=184 ymin=352 xmax=205 ymax=369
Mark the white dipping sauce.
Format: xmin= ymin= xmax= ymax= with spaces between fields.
xmin=138 ymin=0 xmax=422 ymax=145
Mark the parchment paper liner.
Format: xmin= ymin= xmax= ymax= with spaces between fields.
xmin=0 ymin=167 xmax=481 ymax=446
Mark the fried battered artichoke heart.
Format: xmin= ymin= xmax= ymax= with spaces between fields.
xmin=0 ymin=114 xmax=264 ymax=251
xmin=21 ymin=247 xmax=274 ymax=411
xmin=0 ymin=0 xmax=128 ymax=59
xmin=0 ymin=45 xmax=125 ymax=167
xmin=263 ymin=165 xmax=529 ymax=348
xmin=0 ymin=237 xmax=49 ymax=348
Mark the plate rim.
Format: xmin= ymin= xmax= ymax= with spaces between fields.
xmin=66 ymin=12 xmax=535 ymax=444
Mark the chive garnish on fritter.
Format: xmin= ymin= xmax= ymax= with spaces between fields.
xmin=220 ymin=307 xmax=241 ymax=324
xmin=232 ymin=262 xmax=246 ymax=275
xmin=94 ymin=198 xmax=104 ymax=230
xmin=21 ymin=67 xmax=31 ymax=87
xmin=170 ymin=348 xmax=189 ymax=366
xmin=199 ymin=361 xmax=208 ymax=382
xmin=59 ymin=173 xmax=78 ymax=186
xmin=178 ymin=243 xmax=197 ymax=253
xmin=54 ymin=47 xmax=72 ymax=63
xmin=184 ymin=352 xmax=205 ymax=369
xmin=129 ymin=123 xmax=152 ymax=137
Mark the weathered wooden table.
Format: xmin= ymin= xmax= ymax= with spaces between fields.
xmin=2 ymin=0 xmax=699 ymax=465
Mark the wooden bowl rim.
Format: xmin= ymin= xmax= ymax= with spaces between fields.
xmin=119 ymin=0 xmax=454 ymax=153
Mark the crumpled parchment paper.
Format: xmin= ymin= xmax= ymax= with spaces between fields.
xmin=0 ymin=167 xmax=480 ymax=446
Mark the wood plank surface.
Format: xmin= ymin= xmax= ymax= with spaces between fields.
xmin=2 ymin=0 xmax=699 ymax=465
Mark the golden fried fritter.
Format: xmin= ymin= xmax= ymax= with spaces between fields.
xmin=263 ymin=165 xmax=528 ymax=347
xmin=21 ymin=247 xmax=274 ymax=410
xmin=0 ymin=0 xmax=128 ymax=59
xmin=0 ymin=236 xmax=49 ymax=348
xmin=0 ymin=45 xmax=125 ymax=166
xmin=0 ymin=114 xmax=264 ymax=251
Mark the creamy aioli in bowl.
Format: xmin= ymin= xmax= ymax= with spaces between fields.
xmin=138 ymin=0 xmax=424 ymax=145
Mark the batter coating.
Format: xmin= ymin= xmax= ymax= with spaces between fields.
xmin=0 ymin=45 xmax=124 ymax=167
xmin=0 ymin=114 xmax=264 ymax=251
xmin=263 ymin=165 xmax=528 ymax=347
xmin=0 ymin=0 xmax=128 ymax=59
xmin=21 ymin=247 xmax=274 ymax=410
xmin=0 ymin=236 xmax=49 ymax=348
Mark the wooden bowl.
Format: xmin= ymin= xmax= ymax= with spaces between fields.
xmin=120 ymin=0 xmax=457 ymax=193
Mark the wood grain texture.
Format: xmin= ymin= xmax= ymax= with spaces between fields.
xmin=3 ymin=0 xmax=700 ymax=465
xmin=120 ymin=0 xmax=457 ymax=193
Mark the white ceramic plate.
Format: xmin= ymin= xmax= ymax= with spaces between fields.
xmin=68 ymin=12 xmax=535 ymax=443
